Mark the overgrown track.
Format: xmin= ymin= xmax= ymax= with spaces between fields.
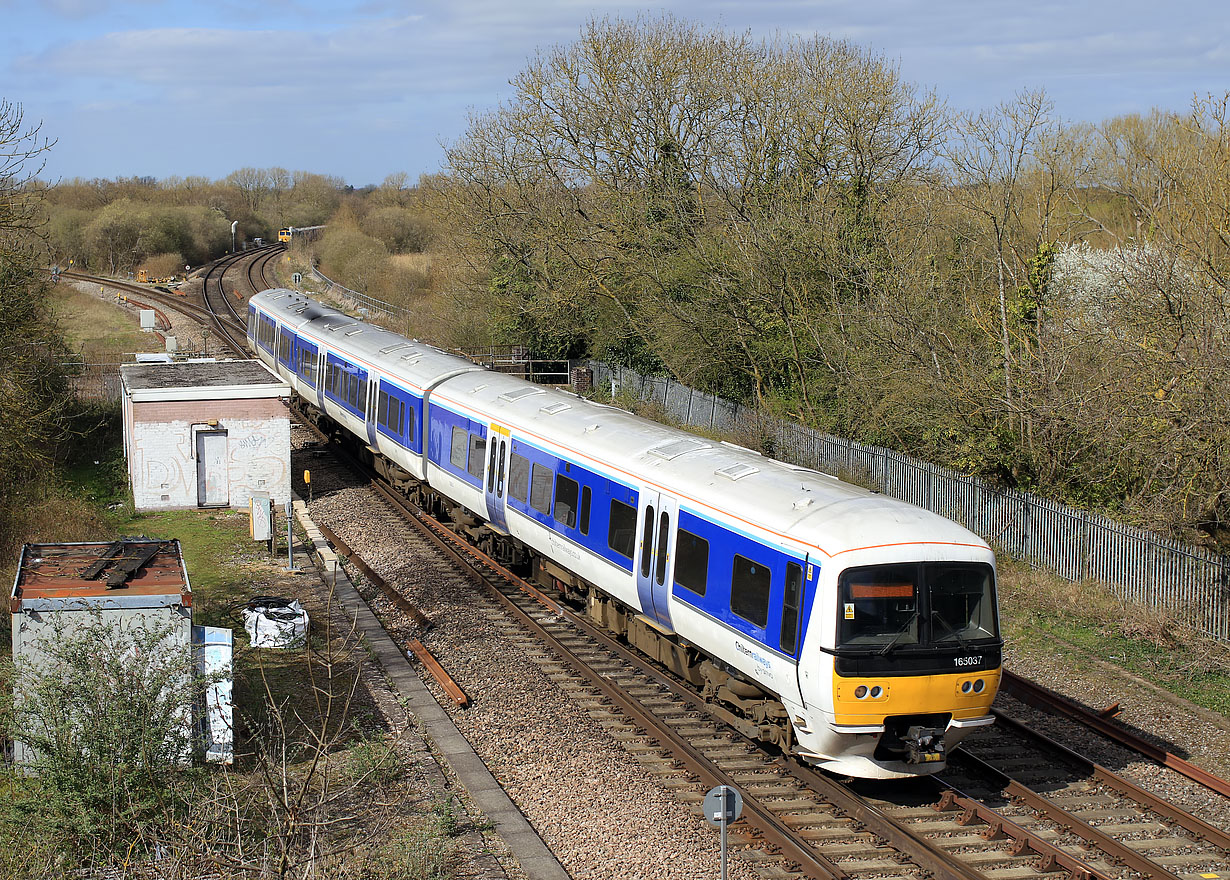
xmin=60 ymin=245 xmax=282 ymax=359
xmin=290 ymin=406 xmax=1230 ymax=879
xmin=59 ymin=270 xmax=247 ymax=357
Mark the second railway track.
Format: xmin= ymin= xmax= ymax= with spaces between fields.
xmin=293 ymin=411 xmax=1230 ymax=880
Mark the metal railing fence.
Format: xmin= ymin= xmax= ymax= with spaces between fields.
xmin=308 ymin=267 xmax=409 ymax=318
xmin=592 ymin=362 xmax=1230 ymax=643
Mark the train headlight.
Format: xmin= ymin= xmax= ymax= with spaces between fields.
xmin=961 ymin=680 xmax=972 ymax=694
xmin=869 ymin=685 xmax=882 ymax=698
xmin=854 ymin=685 xmax=868 ymax=699
xmin=973 ymin=678 xmax=985 ymax=693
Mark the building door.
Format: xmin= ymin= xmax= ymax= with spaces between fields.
xmin=196 ymin=431 xmax=229 ymax=507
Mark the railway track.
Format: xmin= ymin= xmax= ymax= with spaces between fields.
xmin=60 ymin=260 xmax=1230 ymax=877
xmin=60 ymin=245 xmax=282 ymax=358
xmin=199 ymin=244 xmax=283 ymax=351
xmin=291 ymin=410 xmax=1230 ymax=880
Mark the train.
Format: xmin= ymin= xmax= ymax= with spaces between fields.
xmin=248 ymin=289 xmax=1003 ymax=779
xmin=277 ymin=228 xmax=292 ymax=243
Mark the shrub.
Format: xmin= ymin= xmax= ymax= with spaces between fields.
xmin=2 ymin=612 xmax=199 ymax=864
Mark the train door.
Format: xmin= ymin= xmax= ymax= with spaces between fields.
xmin=635 ymin=491 xmax=677 ymax=629
xmin=484 ymin=424 xmax=510 ymax=531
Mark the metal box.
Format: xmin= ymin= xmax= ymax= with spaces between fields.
xmin=9 ymin=539 xmax=194 ymax=765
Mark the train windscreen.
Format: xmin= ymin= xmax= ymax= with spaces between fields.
xmin=837 ymin=562 xmax=996 ymax=651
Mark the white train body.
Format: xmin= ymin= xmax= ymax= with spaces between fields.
xmin=249 ymin=290 xmax=1002 ymax=778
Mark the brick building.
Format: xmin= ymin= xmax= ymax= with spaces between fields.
xmin=121 ymin=360 xmax=292 ymax=511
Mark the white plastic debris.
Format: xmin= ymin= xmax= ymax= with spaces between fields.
xmin=243 ymin=596 xmax=309 ymax=649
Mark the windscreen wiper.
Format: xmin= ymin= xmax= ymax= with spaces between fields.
xmin=931 ymin=610 xmax=970 ymax=650
xmin=878 ymin=611 xmax=919 ymax=656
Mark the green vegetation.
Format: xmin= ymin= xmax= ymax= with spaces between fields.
xmin=52 ymin=282 xmax=165 ymax=358
xmin=1 ymin=503 xmax=463 ymax=879
xmin=998 ymin=561 xmax=1230 ymax=717
xmin=432 ymin=16 xmax=1230 ymax=544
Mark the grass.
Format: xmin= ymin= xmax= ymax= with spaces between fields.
xmin=52 ymin=281 xmax=165 ymax=359
xmin=997 ymin=558 xmax=1230 ymax=717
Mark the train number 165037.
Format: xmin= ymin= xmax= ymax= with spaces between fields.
xmin=953 ymin=656 xmax=983 ymax=667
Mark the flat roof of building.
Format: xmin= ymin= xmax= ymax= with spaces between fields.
xmin=121 ymin=359 xmax=291 ymax=401
xmin=11 ymin=539 xmax=191 ymax=612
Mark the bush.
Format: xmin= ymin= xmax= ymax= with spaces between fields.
xmin=2 ymin=612 xmax=199 ymax=864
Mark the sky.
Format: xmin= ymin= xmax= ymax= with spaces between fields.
xmin=2 ymin=0 xmax=1228 ymax=187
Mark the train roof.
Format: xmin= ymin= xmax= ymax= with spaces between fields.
xmin=433 ymin=370 xmax=988 ymax=561
xmin=252 ymin=290 xmax=989 ymax=561
xmin=251 ymin=289 xmax=481 ymax=389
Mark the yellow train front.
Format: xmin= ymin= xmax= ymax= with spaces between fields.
xmin=277 ymin=228 xmax=292 ymax=243
xmin=800 ymin=557 xmax=1001 ymax=778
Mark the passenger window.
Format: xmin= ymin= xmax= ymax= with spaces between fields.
xmin=508 ymin=453 xmax=530 ymax=502
xmin=674 ymin=529 xmax=708 ymax=596
xmin=554 ymin=474 xmax=579 ymax=528
xmin=640 ymin=506 xmax=655 ymax=578
xmin=579 ymin=486 xmax=591 ymax=535
xmin=608 ymin=500 xmax=637 ymax=560
xmin=530 ymin=463 xmax=553 ymax=515
xmin=781 ymin=562 xmax=803 ymax=654
xmin=468 ymin=434 xmax=486 ymax=480
xmin=450 ymin=427 xmax=468 ymax=470
xmin=731 ymin=554 xmax=771 ymax=628
xmin=655 ymin=511 xmax=669 ymax=586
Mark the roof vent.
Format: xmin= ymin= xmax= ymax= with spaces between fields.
xmin=344 ymin=328 xmax=364 ymax=336
xmin=499 ymin=387 xmax=545 ymax=402
xmin=793 ymin=497 xmax=814 ymax=510
xmin=380 ymin=342 xmax=413 ymax=354
xmin=649 ymin=438 xmax=708 ymax=460
xmin=716 ymin=462 xmax=759 ymax=481
xmin=471 ymin=383 xmax=489 ymax=394
xmin=540 ymin=402 xmax=571 ymax=415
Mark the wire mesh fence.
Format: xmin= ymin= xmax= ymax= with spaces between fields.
xmin=592 ymin=362 xmax=1230 ymax=642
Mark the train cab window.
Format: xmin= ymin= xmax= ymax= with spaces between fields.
xmin=654 ymin=511 xmax=670 ymax=586
xmin=508 ymin=453 xmax=530 ymax=502
xmin=579 ymin=486 xmax=591 ymax=535
xmin=674 ymin=529 xmax=708 ymax=596
xmin=837 ymin=563 xmax=997 ymax=651
xmin=838 ymin=564 xmax=919 ymax=649
xmin=639 ymin=506 xmax=655 ymax=578
xmin=780 ymin=562 xmax=803 ymax=654
xmin=467 ymin=434 xmax=486 ymax=480
xmin=731 ymin=554 xmax=771 ymax=628
xmin=248 ymin=309 xmax=256 ymax=337
xmin=608 ymin=500 xmax=637 ymax=560
xmin=530 ymin=463 xmax=553 ymax=515
xmin=928 ymin=564 xmax=997 ymax=643
xmin=553 ymin=474 xmax=579 ymax=528
xmin=450 ymin=427 xmax=468 ymax=470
